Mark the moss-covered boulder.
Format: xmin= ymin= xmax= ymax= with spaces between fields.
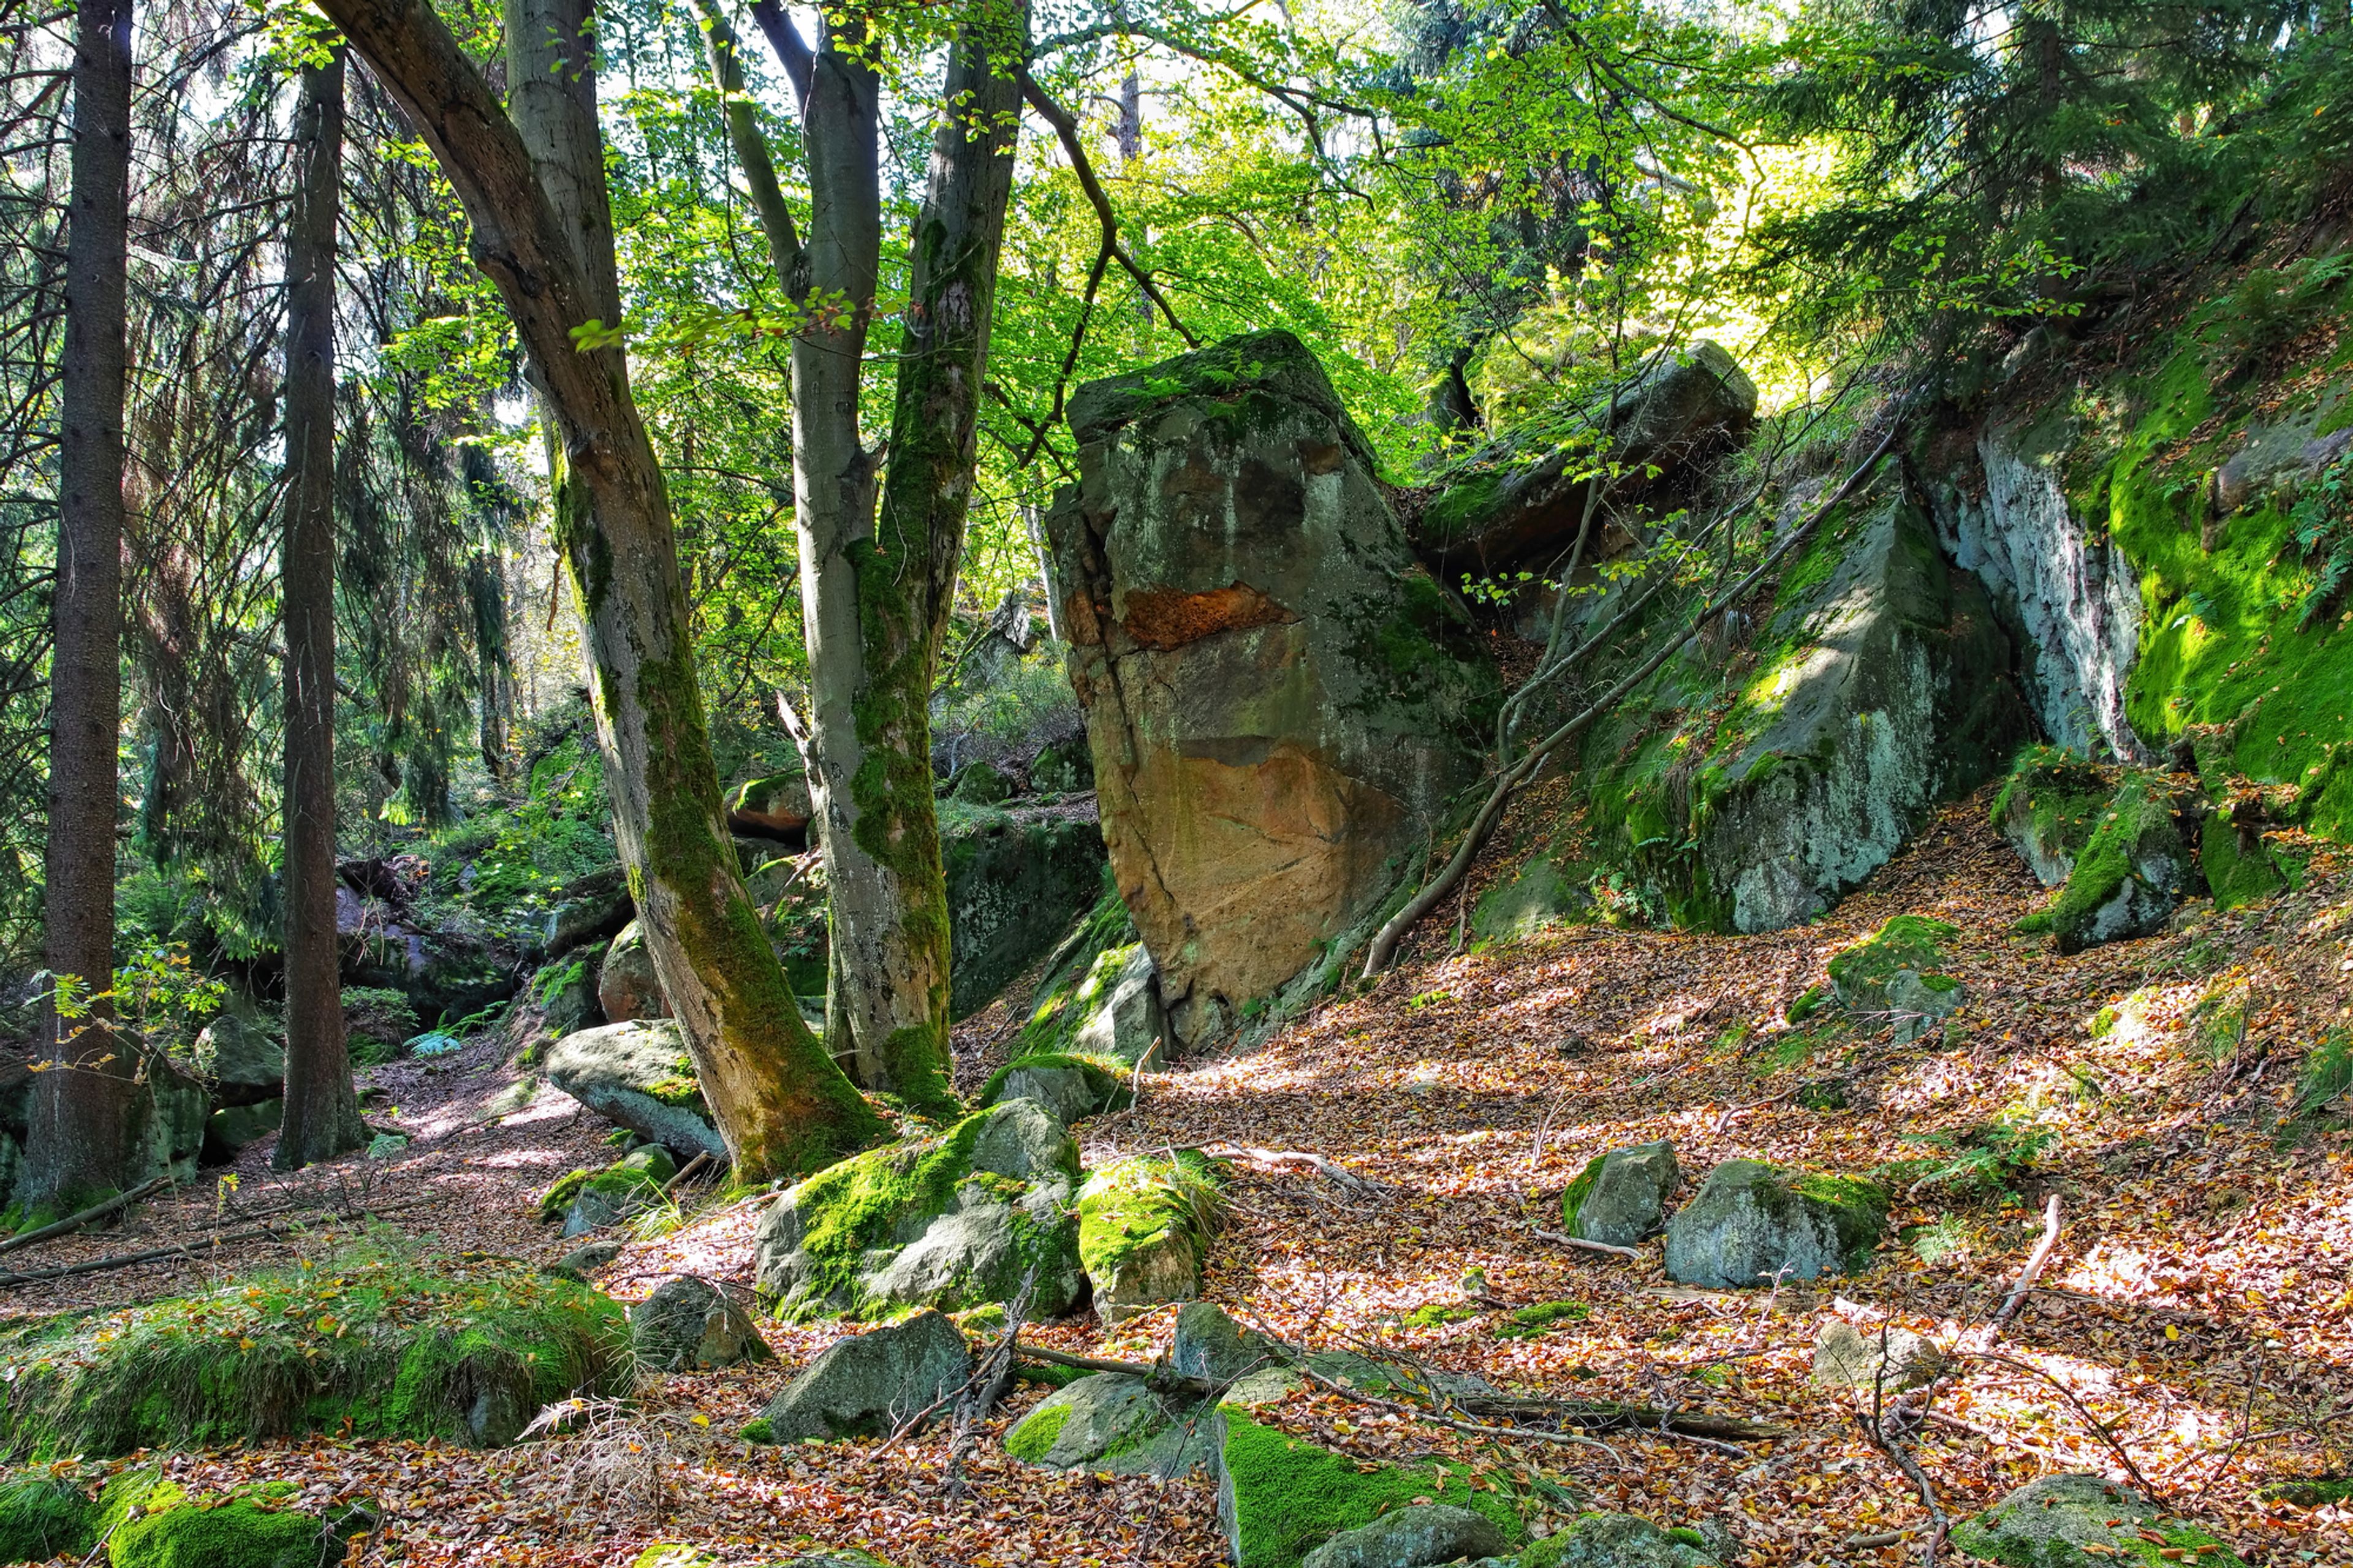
xmin=1004 ymin=1371 xmax=1208 ymax=1472
xmin=544 ymin=1020 xmax=726 ymax=1161
xmin=1077 ymin=1151 xmax=1226 ymax=1323
xmin=630 ymin=1275 xmax=774 ymax=1371
xmin=754 ymin=1309 xmax=972 ymax=1442
xmin=752 ymin=1099 xmax=1084 ymax=1321
xmin=192 ymin=996 xmax=286 ymax=1107
xmin=941 ymin=801 xmax=1112 ymax=1019
xmin=0 ymin=1468 xmax=95 ymax=1561
xmin=597 ymin=919 xmax=670 ymax=1023
xmin=1560 ymin=1139 xmax=1679 ymax=1248
xmin=1827 ymin=915 xmax=1968 ymax=1042
xmin=102 ymin=1472 xmax=373 ymax=1568
xmin=2017 ymin=772 xmax=2202 ymax=952
xmin=1047 ymin=330 xmax=1496 ymax=1048
xmin=537 ymin=1145 xmax=676 ymax=1237
xmin=1015 ymin=890 xmax=1167 ymax=1070
xmin=1991 ymin=746 xmax=2115 ymax=885
xmin=200 ymin=1098 xmax=282 ymax=1165
xmin=0 ymin=1256 xmax=631 ymax=1458
xmin=978 ymin=1053 xmax=1133 ymax=1126
xmin=1661 ymin=1159 xmax=1887 ymax=1289
xmin=1520 ymin=1512 xmax=1721 ymax=1567
xmin=947 ymin=760 xmax=1014 ymax=805
xmin=1214 ymin=1411 xmax=1525 ymax=1568
xmin=1949 ymin=1474 xmax=2246 ymax=1567
xmin=1299 ymin=1502 xmax=1506 ymax=1568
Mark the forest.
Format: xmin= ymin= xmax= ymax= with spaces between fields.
xmin=0 ymin=0 xmax=2350 ymax=1563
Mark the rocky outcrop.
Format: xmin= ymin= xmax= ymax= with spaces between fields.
xmin=1048 ymin=331 xmax=1495 ymax=1046
xmin=1414 ymin=341 xmax=1758 ymax=581
xmin=597 ymin=920 xmax=670 ymax=1023
xmin=1076 ymin=1152 xmax=1224 ymax=1323
xmin=191 ymin=1000 xmax=284 ymax=1108
xmin=1930 ymin=419 xmax=2148 ymax=762
xmin=542 ymin=1022 xmax=725 ymax=1161
xmin=941 ymin=802 xmax=1107 ymax=1018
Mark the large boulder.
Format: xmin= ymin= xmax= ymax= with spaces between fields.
xmin=1560 ymin=1140 xmax=1678 ymax=1248
xmin=542 ymin=1021 xmax=725 ymax=1161
xmin=942 ymin=802 xmax=1109 ymax=1019
xmin=629 ymin=1276 xmax=774 ymax=1371
xmin=1047 ymin=330 xmax=1495 ymax=1047
xmin=978 ymin=1054 xmax=1133 ymax=1125
xmin=192 ymin=999 xmax=284 ymax=1108
xmin=753 ymin=1099 xmax=1083 ymax=1320
xmin=200 ymin=1099 xmax=282 ymax=1166
xmin=751 ymin=1310 xmax=972 ymax=1443
xmin=1661 ymin=1160 xmax=1887 ymax=1289
xmin=1595 ymin=490 xmax=2028 ymax=933
xmin=597 ymin=920 xmax=670 ymax=1023
xmin=1006 ymin=1372 xmax=1188 ymax=1471
xmin=1950 ymin=1475 xmax=2246 ymax=1568
xmin=1414 ymin=341 xmax=1758 ymax=580
xmin=2011 ymin=769 xmax=2202 ymax=952
xmin=1215 ymin=1411 xmax=1524 ymax=1568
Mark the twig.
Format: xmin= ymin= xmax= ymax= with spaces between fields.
xmin=1526 ymin=1223 xmax=1642 ymax=1260
xmin=1203 ymin=1145 xmax=1382 ymax=1194
xmin=661 ymin=1151 xmax=713 ymax=1196
xmin=1960 ymin=1350 xmax=2156 ymax=1495
xmin=1713 ymin=1087 xmax=1798 ymax=1135
xmin=1990 ymin=1195 xmax=2063 ymax=1333
xmin=0 ymin=1173 xmax=172 ymax=1256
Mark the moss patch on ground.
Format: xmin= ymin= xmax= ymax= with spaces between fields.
xmin=1828 ymin=916 xmax=1960 ymax=998
xmin=1218 ymin=1411 xmax=1523 ymax=1568
xmin=0 ymin=1251 xmax=630 ymax=1459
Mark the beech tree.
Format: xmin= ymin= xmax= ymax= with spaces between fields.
xmin=314 ymin=0 xmax=882 ymax=1176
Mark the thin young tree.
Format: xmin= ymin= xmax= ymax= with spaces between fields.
xmin=276 ymin=39 xmax=365 ymax=1170
xmin=22 ymin=0 xmax=135 ymax=1214
xmin=313 ymin=0 xmax=881 ymax=1176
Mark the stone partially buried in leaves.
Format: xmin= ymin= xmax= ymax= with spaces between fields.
xmin=544 ymin=1020 xmax=726 ymax=1162
xmin=1662 ymin=1159 xmax=1887 ymax=1289
xmin=755 ymin=1310 xmax=973 ymax=1442
xmin=629 ymin=1276 xmax=775 ymax=1371
xmin=1827 ymin=916 xmax=1967 ymax=1042
xmin=1518 ymin=1512 xmax=1721 ymax=1567
xmin=1078 ymin=1151 xmax=1224 ymax=1323
xmin=1809 ymin=1318 xmax=1946 ymax=1393
xmin=1949 ymin=1474 xmax=2246 ymax=1567
xmin=1299 ymin=1503 xmax=1506 ymax=1568
xmin=1561 ymin=1140 xmax=1679 ymax=1247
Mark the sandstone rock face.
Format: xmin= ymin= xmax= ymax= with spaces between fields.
xmin=1047 ymin=331 xmax=1493 ymax=1046
xmin=597 ymin=920 xmax=670 ymax=1023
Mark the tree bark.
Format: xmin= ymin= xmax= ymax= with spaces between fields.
xmin=23 ymin=0 xmax=136 ymax=1214
xmin=316 ymin=0 xmax=880 ymax=1176
xmin=275 ymin=44 xmax=365 ymax=1172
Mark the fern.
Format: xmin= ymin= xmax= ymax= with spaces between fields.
xmin=2291 ymin=452 xmax=2353 ymax=629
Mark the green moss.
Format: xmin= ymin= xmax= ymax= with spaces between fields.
xmin=1495 ymin=1299 xmax=1589 ymax=1339
xmin=1400 ymin=1301 xmax=1479 ymax=1329
xmin=1004 ymin=1401 xmax=1070 ymax=1463
xmin=110 ymin=1489 xmax=327 ymax=1568
xmin=1076 ymin=1151 xmax=1224 ymax=1281
xmin=2200 ymin=811 xmax=2287 ymax=908
xmin=1828 ymin=916 xmax=1959 ymax=993
xmin=2256 ymin=1478 xmax=2353 ymax=1507
xmin=0 ymin=1255 xmax=629 ymax=1459
xmin=1784 ymin=984 xmax=1828 ymax=1023
xmin=1786 ymin=1170 xmax=1892 ymax=1268
xmin=1218 ymin=1412 xmax=1523 ymax=1568
xmin=536 ymin=1148 xmax=674 ymax=1222
xmin=2017 ymin=773 xmax=2183 ymax=939
xmin=739 ymin=1415 xmax=775 ymax=1444
xmin=1558 ymin=1154 xmax=1603 ymax=1227
xmin=0 ymin=1469 xmax=94 ymax=1561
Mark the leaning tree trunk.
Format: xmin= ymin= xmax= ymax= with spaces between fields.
xmin=23 ymin=0 xmax=136 ymax=1214
xmin=276 ymin=44 xmax=365 ymax=1171
xmin=318 ymin=0 xmax=880 ymax=1176
xmin=825 ymin=0 xmax=1029 ymax=1106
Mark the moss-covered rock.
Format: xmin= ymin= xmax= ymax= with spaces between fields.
xmin=752 ymin=1099 xmax=1083 ymax=1321
xmin=0 ymin=1255 xmax=631 ymax=1458
xmin=1214 ymin=1412 xmax=1524 ymax=1568
xmin=1661 ymin=1159 xmax=1887 ymax=1289
xmin=755 ymin=1310 xmax=972 ymax=1442
xmin=537 ymin=1145 xmax=676 ymax=1237
xmin=0 ymin=1468 xmax=94 ymax=1561
xmin=939 ymin=801 xmax=1110 ymax=1020
xmin=1014 ymin=903 xmax=1167 ymax=1070
xmin=1949 ymin=1474 xmax=2246 ymax=1567
xmin=630 ymin=1275 xmax=774 ymax=1371
xmin=1003 ymin=1371 xmax=1197 ymax=1471
xmin=976 ymin=1053 xmax=1134 ymax=1125
xmin=1991 ymin=746 xmax=2115 ymax=885
xmin=200 ymin=1098 xmax=282 ymax=1166
xmin=1077 ymin=1151 xmax=1226 ymax=1322
xmin=543 ymin=1021 xmax=726 ymax=1161
xmin=1826 ymin=915 xmax=1968 ymax=1041
xmin=2016 ymin=772 xmax=2201 ymax=952
xmin=597 ymin=918 xmax=670 ymax=1023
xmin=1298 ymin=1502 xmax=1506 ymax=1568
xmin=1560 ymin=1139 xmax=1679 ymax=1248
xmin=1519 ymin=1511 xmax=1720 ymax=1567
xmin=1047 ymin=330 xmax=1495 ymax=1048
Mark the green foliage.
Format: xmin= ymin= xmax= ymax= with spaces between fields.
xmin=0 ymin=1248 xmax=631 ymax=1459
xmin=2290 ymin=446 xmax=2353 ymax=629
xmin=2293 ymin=1028 xmax=2353 ymax=1119
xmin=1495 ymin=1299 xmax=1590 ymax=1339
xmin=0 ymin=1469 xmax=96 ymax=1561
xmin=1887 ymin=1117 xmax=2055 ymax=1202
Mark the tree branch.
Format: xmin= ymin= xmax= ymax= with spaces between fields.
xmin=1020 ymin=70 xmax=1199 ymax=349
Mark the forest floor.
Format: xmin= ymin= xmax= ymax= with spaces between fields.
xmin=6 ymin=792 xmax=2351 ymax=1568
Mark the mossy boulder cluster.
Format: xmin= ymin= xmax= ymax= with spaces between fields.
xmin=752 ymin=1099 xmax=1085 ymax=1321
xmin=1045 ymin=329 xmax=1496 ymax=1049
xmin=0 ymin=1468 xmax=377 ymax=1568
xmin=0 ymin=1256 xmax=631 ymax=1459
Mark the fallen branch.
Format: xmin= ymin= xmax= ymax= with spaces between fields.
xmin=1526 ymin=1224 xmax=1642 ymax=1261
xmin=1450 ymin=1392 xmax=1786 ymax=1443
xmin=1713 ymin=1087 xmax=1798 ymax=1135
xmin=661 ymin=1151 xmax=713 ymax=1197
xmin=0 ymin=1197 xmax=438 ymax=1287
xmin=1205 ymin=1145 xmax=1381 ymax=1194
xmin=1286 ymin=1356 xmax=1622 ymax=1463
xmin=1990 ymin=1194 xmax=2063 ymax=1334
xmin=0 ymin=1173 xmax=172 ymax=1257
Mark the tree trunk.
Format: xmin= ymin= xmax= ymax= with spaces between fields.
xmin=825 ymin=0 xmax=1029 ymax=1106
xmin=317 ymin=0 xmax=880 ymax=1176
xmin=275 ymin=44 xmax=365 ymax=1172
xmin=23 ymin=0 xmax=135 ymax=1216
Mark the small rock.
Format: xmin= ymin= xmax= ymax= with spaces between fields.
xmin=1302 ymin=1503 xmax=1504 ymax=1568
xmin=630 ymin=1276 xmax=775 ymax=1371
xmin=1004 ymin=1373 xmax=1172 ymax=1468
xmin=1561 ymin=1140 xmax=1679 ymax=1248
xmin=597 ymin=920 xmax=671 ymax=1023
xmin=1950 ymin=1474 xmax=2245 ymax=1568
xmin=1811 ymin=1317 xmax=1946 ymax=1392
xmin=756 ymin=1311 xmax=973 ymax=1442
xmin=1521 ymin=1511 xmax=1719 ymax=1566
xmin=1662 ymin=1159 xmax=1887 ymax=1289
xmin=551 ymin=1239 xmax=624 ymax=1278
xmin=1170 ymin=1301 xmax=1282 ymax=1384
